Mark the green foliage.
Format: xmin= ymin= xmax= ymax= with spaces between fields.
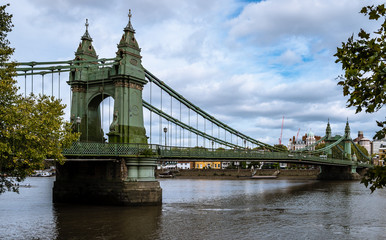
xmin=139 ymin=148 xmax=154 ymax=156
xmin=193 ymin=146 xmax=207 ymax=150
xmin=374 ymin=119 xmax=386 ymax=140
xmin=351 ymin=143 xmax=370 ymax=162
xmin=315 ymin=143 xmax=326 ymax=150
xmin=0 ymin=4 xmax=79 ymax=193
xmin=273 ymin=144 xmax=288 ymax=151
xmin=272 ymin=163 xmax=280 ymax=169
xmin=334 ymin=4 xmax=386 ymax=140
xmin=335 ymin=3 xmax=386 ymax=192
xmin=361 ymin=166 xmax=386 ymax=193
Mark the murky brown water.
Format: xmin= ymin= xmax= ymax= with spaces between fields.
xmin=0 ymin=177 xmax=385 ymax=239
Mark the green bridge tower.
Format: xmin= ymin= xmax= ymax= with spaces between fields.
xmin=319 ymin=120 xmax=358 ymax=180
xmin=53 ymin=12 xmax=162 ymax=205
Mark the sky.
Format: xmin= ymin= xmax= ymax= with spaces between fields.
xmin=6 ymin=0 xmax=386 ymax=146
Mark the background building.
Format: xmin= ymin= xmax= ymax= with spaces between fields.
xmin=288 ymin=130 xmax=322 ymax=151
xmin=372 ymin=137 xmax=386 ymax=156
xmin=353 ymin=131 xmax=371 ymax=155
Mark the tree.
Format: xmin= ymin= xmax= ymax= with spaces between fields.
xmin=352 ymin=143 xmax=369 ymax=157
xmin=273 ymin=144 xmax=288 ymax=151
xmin=334 ymin=4 xmax=385 ymax=139
xmin=315 ymin=143 xmax=326 ymax=150
xmin=334 ymin=4 xmax=386 ymax=192
xmin=0 ymin=4 xmax=78 ymax=193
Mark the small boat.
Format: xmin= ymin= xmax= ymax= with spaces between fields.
xmin=158 ymin=171 xmax=174 ymax=178
xmin=31 ymin=170 xmax=53 ymax=177
xmin=40 ymin=171 xmax=52 ymax=177
xmin=250 ymin=175 xmax=278 ymax=179
xmin=251 ymin=170 xmax=280 ymax=179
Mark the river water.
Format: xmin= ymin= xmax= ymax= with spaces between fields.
xmin=0 ymin=177 xmax=385 ymax=240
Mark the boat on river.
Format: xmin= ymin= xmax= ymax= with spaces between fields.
xmin=250 ymin=170 xmax=280 ymax=179
xmin=250 ymin=175 xmax=278 ymax=179
xmin=158 ymin=171 xmax=174 ymax=178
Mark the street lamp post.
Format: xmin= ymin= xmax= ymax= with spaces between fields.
xmin=163 ymin=127 xmax=168 ymax=147
xmin=76 ymin=116 xmax=81 ymax=133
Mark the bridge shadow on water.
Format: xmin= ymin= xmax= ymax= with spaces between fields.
xmin=54 ymin=204 xmax=162 ymax=240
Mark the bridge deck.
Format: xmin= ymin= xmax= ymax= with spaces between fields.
xmin=62 ymin=143 xmax=372 ymax=168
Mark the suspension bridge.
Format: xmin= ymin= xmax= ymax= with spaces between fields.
xmin=13 ymin=13 xmax=372 ymax=205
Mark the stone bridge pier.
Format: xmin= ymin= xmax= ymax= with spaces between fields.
xmin=317 ymin=165 xmax=362 ymax=180
xmin=53 ymin=14 xmax=162 ymax=206
xmin=53 ymin=159 xmax=162 ymax=206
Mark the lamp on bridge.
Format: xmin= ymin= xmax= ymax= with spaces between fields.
xmin=163 ymin=127 xmax=168 ymax=147
xmin=76 ymin=116 xmax=81 ymax=133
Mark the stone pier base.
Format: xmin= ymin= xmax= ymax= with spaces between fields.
xmin=53 ymin=180 xmax=162 ymax=206
xmin=317 ymin=165 xmax=361 ymax=180
xmin=53 ymin=159 xmax=162 ymax=206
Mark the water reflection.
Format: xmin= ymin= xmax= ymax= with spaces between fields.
xmin=54 ymin=204 xmax=162 ymax=239
xmin=157 ymin=179 xmax=386 ymax=240
xmin=0 ymin=178 xmax=385 ymax=240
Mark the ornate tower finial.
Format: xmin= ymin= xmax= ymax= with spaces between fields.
xmin=76 ymin=18 xmax=97 ymax=60
xmin=345 ymin=118 xmax=351 ymax=139
xmin=85 ymin=19 xmax=89 ymax=31
xmin=326 ymin=119 xmax=332 ymax=139
xmin=81 ymin=18 xmax=92 ymax=41
xmin=124 ymin=9 xmax=135 ymax=32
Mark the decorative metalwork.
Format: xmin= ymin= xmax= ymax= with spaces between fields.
xmin=62 ymin=143 xmax=372 ymax=168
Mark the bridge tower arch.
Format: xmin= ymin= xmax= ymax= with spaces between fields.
xmin=68 ymin=14 xmax=147 ymax=144
xmin=54 ymin=13 xmax=161 ymax=206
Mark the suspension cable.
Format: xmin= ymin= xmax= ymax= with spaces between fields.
xmin=58 ymin=70 xmax=61 ymax=99
xmin=150 ymin=80 xmax=152 ymax=144
xmin=24 ymin=71 xmax=27 ymax=97
xmin=51 ymin=70 xmax=54 ymax=96
xmin=31 ymin=66 xmax=34 ymax=93
xmin=41 ymin=74 xmax=44 ymax=95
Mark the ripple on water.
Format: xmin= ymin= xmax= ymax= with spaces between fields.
xmin=1 ymin=178 xmax=385 ymax=240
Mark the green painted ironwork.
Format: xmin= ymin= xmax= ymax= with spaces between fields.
xmin=14 ymin=58 xmax=373 ymax=165
xmin=143 ymin=100 xmax=241 ymax=149
xmin=63 ymin=142 xmax=156 ymax=157
xmin=144 ymin=70 xmax=284 ymax=152
xmin=350 ymin=139 xmax=371 ymax=161
xmin=62 ymin=142 xmax=372 ymax=168
xmin=12 ymin=17 xmax=373 ymax=168
xmin=14 ymin=58 xmax=119 ymax=76
xmin=311 ymin=135 xmax=345 ymax=153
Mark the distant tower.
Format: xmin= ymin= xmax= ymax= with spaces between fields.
xmin=344 ymin=119 xmax=352 ymax=160
xmin=326 ymin=119 xmax=332 ymax=139
xmin=325 ymin=120 xmax=332 ymax=156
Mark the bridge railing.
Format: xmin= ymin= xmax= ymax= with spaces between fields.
xmin=63 ymin=142 xmax=159 ymax=157
xmin=62 ymin=143 xmax=373 ymax=167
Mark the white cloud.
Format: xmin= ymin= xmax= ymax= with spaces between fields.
xmin=6 ymin=0 xmax=386 ymax=145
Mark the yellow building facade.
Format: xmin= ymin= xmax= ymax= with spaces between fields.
xmin=194 ymin=161 xmax=221 ymax=169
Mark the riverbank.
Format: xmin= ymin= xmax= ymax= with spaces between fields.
xmin=156 ymin=169 xmax=320 ymax=180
